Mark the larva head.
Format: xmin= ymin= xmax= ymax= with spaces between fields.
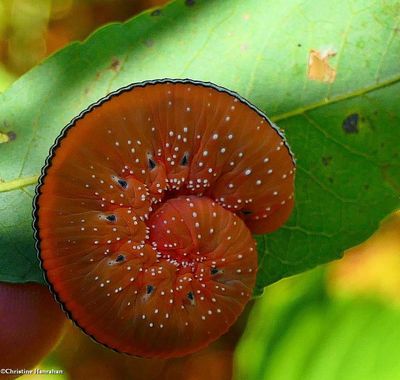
xmin=34 ymin=79 xmax=295 ymax=358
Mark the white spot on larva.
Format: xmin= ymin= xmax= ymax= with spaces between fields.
xmin=203 ymin=150 xmax=208 ymax=157
xmin=212 ymin=133 xmax=218 ymax=140
xmin=245 ymin=169 xmax=252 ymax=175
xmin=228 ymin=134 xmax=233 ymax=140
xmin=256 ymin=180 xmax=262 ymax=185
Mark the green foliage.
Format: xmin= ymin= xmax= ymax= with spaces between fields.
xmin=0 ymin=0 xmax=399 ymax=286
xmin=0 ymin=64 xmax=15 ymax=92
xmin=235 ymin=270 xmax=400 ymax=380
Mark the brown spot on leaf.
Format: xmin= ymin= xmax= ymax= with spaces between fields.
xmin=150 ymin=9 xmax=161 ymax=16
xmin=0 ymin=131 xmax=16 ymax=144
xmin=308 ymin=49 xmax=337 ymax=83
xmin=342 ymin=113 xmax=359 ymax=134
xmin=322 ymin=156 xmax=332 ymax=166
xmin=109 ymin=58 xmax=121 ymax=72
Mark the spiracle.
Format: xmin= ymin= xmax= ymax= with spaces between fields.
xmin=33 ymin=79 xmax=295 ymax=358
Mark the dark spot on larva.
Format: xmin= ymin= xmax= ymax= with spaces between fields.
xmin=148 ymin=156 xmax=157 ymax=170
xmin=328 ymin=177 xmax=334 ymax=184
xmin=342 ymin=113 xmax=359 ymax=134
xmin=185 ymin=0 xmax=196 ymax=6
xmin=187 ymin=291 xmax=194 ymax=301
xmin=116 ymin=254 xmax=125 ymax=263
xmin=109 ymin=58 xmax=120 ymax=72
xmin=364 ymin=184 xmax=370 ymax=190
xmin=117 ymin=178 xmax=128 ymax=189
xmin=321 ymin=156 xmax=332 ymax=166
xmin=380 ymin=142 xmax=385 ymax=148
xmin=106 ymin=214 xmax=116 ymax=222
xmin=146 ymin=285 xmax=154 ymax=294
xmin=180 ymin=152 xmax=190 ymax=166
xmin=297 ymin=43 xmax=302 ymax=47
xmin=210 ymin=267 xmax=219 ymax=275
xmin=241 ymin=210 xmax=252 ymax=216
xmin=150 ymin=9 xmax=161 ymax=16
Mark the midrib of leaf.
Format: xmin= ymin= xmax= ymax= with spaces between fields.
xmin=272 ymin=74 xmax=400 ymax=122
xmin=1 ymin=73 xmax=399 ymax=194
xmin=0 ymin=175 xmax=38 ymax=192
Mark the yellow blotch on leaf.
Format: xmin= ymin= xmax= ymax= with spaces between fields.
xmin=307 ymin=49 xmax=337 ymax=83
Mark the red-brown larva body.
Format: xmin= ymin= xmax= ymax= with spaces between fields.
xmin=34 ymin=79 xmax=295 ymax=358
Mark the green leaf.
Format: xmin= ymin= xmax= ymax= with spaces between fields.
xmin=0 ymin=0 xmax=399 ymax=285
xmin=235 ymin=271 xmax=400 ymax=380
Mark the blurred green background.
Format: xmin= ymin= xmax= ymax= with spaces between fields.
xmin=1 ymin=1 xmax=399 ymax=379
